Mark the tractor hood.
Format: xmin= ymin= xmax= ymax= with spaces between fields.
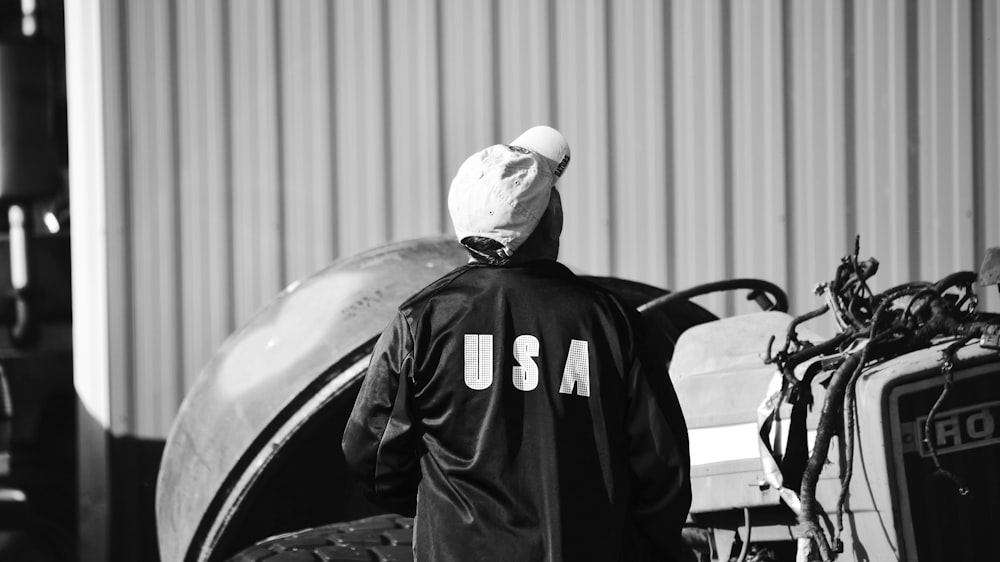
xmin=670 ymin=307 xmax=1000 ymax=542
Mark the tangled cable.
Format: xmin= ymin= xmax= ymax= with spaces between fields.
xmin=762 ymin=237 xmax=998 ymax=561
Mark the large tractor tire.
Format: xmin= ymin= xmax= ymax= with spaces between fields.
xmin=226 ymin=514 xmax=414 ymax=562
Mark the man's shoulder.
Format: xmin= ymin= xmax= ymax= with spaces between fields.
xmin=549 ymin=266 xmax=633 ymax=311
xmin=397 ymin=260 xmax=631 ymax=317
xmin=398 ymin=263 xmax=480 ymax=312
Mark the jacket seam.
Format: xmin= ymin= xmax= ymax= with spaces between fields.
xmin=372 ymin=310 xmax=416 ymax=497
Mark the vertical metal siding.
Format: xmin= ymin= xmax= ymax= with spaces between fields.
xmin=99 ymin=0 xmax=134 ymax=435
xmin=123 ymin=1 xmax=182 ymax=435
xmin=917 ymin=0 xmax=976 ymax=280
xmin=439 ymin=0 xmax=499 ymax=194
xmin=87 ymin=0 xmax=1000 ymax=438
xmin=983 ymin=0 xmax=1000 ymax=314
xmin=729 ymin=0 xmax=788 ymax=316
xmin=853 ymin=0 xmax=912 ymax=292
xmin=609 ymin=0 xmax=671 ymax=289
xmin=332 ymin=0 xmax=392 ymax=256
xmin=672 ymin=0 xmax=728 ymax=314
xmin=279 ymin=0 xmax=337 ymax=283
xmin=553 ymin=0 xmax=613 ymax=275
xmin=386 ymin=0 xmax=445 ymax=240
xmin=788 ymin=0 xmax=850 ymax=316
xmin=229 ymin=1 xmax=284 ymax=326
xmin=177 ymin=0 xmax=233 ymax=391
xmin=496 ymin=0 xmax=554 ymax=129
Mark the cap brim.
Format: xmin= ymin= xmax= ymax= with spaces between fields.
xmin=510 ymin=126 xmax=570 ymax=178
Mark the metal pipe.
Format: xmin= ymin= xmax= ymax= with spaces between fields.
xmin=735 ymin=507 xmax=751 ymax=562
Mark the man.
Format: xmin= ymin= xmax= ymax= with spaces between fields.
xmin=342 ymin=126 xmax=691 ymax=561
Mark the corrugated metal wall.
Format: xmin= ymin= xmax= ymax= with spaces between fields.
xmin=91 ymin=0 xmax=999 ymax=438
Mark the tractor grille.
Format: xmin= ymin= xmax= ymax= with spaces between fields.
xmin=890 ymin=362 xmax=1000 ymax=561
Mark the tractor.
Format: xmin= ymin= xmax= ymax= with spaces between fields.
xmin=155 ymin=237 xmax=1000 ymax=562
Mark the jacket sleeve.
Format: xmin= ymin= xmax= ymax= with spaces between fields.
xmin=624 ymin=309 xmax=693 ymax=559
xmin=342 ymin=311 xmax=423 ymax=516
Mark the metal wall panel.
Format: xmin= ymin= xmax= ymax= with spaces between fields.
xmin=387 ymin=0 xmax=445 ymax=239
xmin=496 ymin=0 xmax=555 ymax=130
xmin=279 ymin=0 xmax=337 ymax=282
xmin=852 ymin=0 xmax=912 ymax=291
xmin=787 ymin=0 xmax=850 ymax=317
xmin=729 ymin=0 xmax=788 ymax=316
xmin=333 ymin=0 xmax=391 ymax=257
xmin=229 ymin=1 xmax=284 ymax=326
xmin=439 ymin=0 xmax=499 ymax=198
xmin=610 ymin=0 xmax=671 ymax=289
xmin=983 ymin=0 xmax=1000 ymax=313
xmin=78 ymin=0 xmax=1000 ymax=438
xmin=553 ymin=0 xmax=613 ymax=275
xmin=917 ymin=0 xmax=976 ymax=280
xmin=177 ymin=0 xmax=233 ymax=391
xmin=98 ymin=0 xmax=133 ymax=436
xmin=124 ymin=1 xmax=182 ymax=435
xmin=672 ymin=0 xmax=729 ymax=314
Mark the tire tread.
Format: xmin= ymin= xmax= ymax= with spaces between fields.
xmin=227 ymin=514 xmax=414 ymax=562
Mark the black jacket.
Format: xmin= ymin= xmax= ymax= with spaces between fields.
xmin=342 ymin=260 xmax=691 ymax=561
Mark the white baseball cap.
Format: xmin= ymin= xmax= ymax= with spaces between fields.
xmin=448 ymin=126 xmax=571 ymax=262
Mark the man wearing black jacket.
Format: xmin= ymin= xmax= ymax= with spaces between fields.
xmin=343 ymin=126 xmax=691 ymax=561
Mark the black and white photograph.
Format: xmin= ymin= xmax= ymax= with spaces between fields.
xmin=0 ymin=0 xmax=998 ymax=561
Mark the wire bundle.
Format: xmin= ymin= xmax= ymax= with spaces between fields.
xmin=765 ymin=237 xmax=997 ymax=561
